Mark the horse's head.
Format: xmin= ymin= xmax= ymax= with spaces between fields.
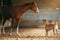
xmin=31 ymin=1 xmax=39 ymax=13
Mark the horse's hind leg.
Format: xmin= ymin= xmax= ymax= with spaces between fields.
xmin=0 ymin=18 xmax=2 ymax=34
xmin=0 ymin=25 xmax=2 ymax=34
xmin=2 ymin=19 xmax=6 ymax=34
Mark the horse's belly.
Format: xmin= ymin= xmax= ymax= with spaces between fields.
xmin=4 ymin=21 xmax=11 ymax=27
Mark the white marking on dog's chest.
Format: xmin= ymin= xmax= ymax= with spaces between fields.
xmin=54 ymin=25 xmax=58 ymax=29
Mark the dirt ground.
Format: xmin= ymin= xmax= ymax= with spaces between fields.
xmin=0 ymin=28 xmax=60 ymax=40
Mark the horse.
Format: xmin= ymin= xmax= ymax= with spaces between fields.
xmin=1 ymin=1 xmax=39 ymax=36
xmin=43 ymin=19 xmax=58 ymax=36
xmin=2 ymin=18 xmax=12 ymax=34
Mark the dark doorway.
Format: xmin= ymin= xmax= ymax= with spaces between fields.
xmin=3 ymin=0 xmax=12 ymax=7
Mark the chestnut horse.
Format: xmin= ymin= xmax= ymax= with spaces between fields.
xmin=1 ymin=1 xmax=39 ymax=36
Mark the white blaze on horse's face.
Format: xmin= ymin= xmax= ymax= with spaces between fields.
xmin=32 ymin=1 xmax=39 ymax=13
xmin=36 ymin=7 xmax=39 ymax=13
xmin=34 ymin=1 xmax=39 ymax=13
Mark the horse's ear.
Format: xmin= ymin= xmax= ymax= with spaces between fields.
xmin=32 ymin=0 xmax=37 ymax=6
xmin=34 ymin=0 xmax=38 ymax=3
xmin=33 ymin=0 xmax=36 ymax=3
xmin=33 ymin=0 xmax=38 ymax=4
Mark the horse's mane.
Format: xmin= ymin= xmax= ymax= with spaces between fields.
xmin=11 ymin=2 xmax=32 ymax=8
xmin=24 ymin=3 xmax=32 ymax=5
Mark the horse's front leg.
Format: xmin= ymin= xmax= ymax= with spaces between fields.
xmin=10 ymin=18 xmax=14 ymax=36
xmin=17 ymin=26 xmax=20 ymax=36
xmin=16 ymin=19 xmax=21 ymax=36
xmin=3 ymin=26 xmax=5 ymax=34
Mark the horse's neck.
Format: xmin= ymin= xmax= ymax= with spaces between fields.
xmin=19 ymin=5 xmax=31 ymax=16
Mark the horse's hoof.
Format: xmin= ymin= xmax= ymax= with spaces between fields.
xmin=0 ymin=32 xmax=1 ymax=35
xmin=17 ymin=33 xmax=20 ymax=36
xmin=9 ymin=33 xmax=12 ymax=36
xmin=3 ymin=32 xmax=5 ymax=34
